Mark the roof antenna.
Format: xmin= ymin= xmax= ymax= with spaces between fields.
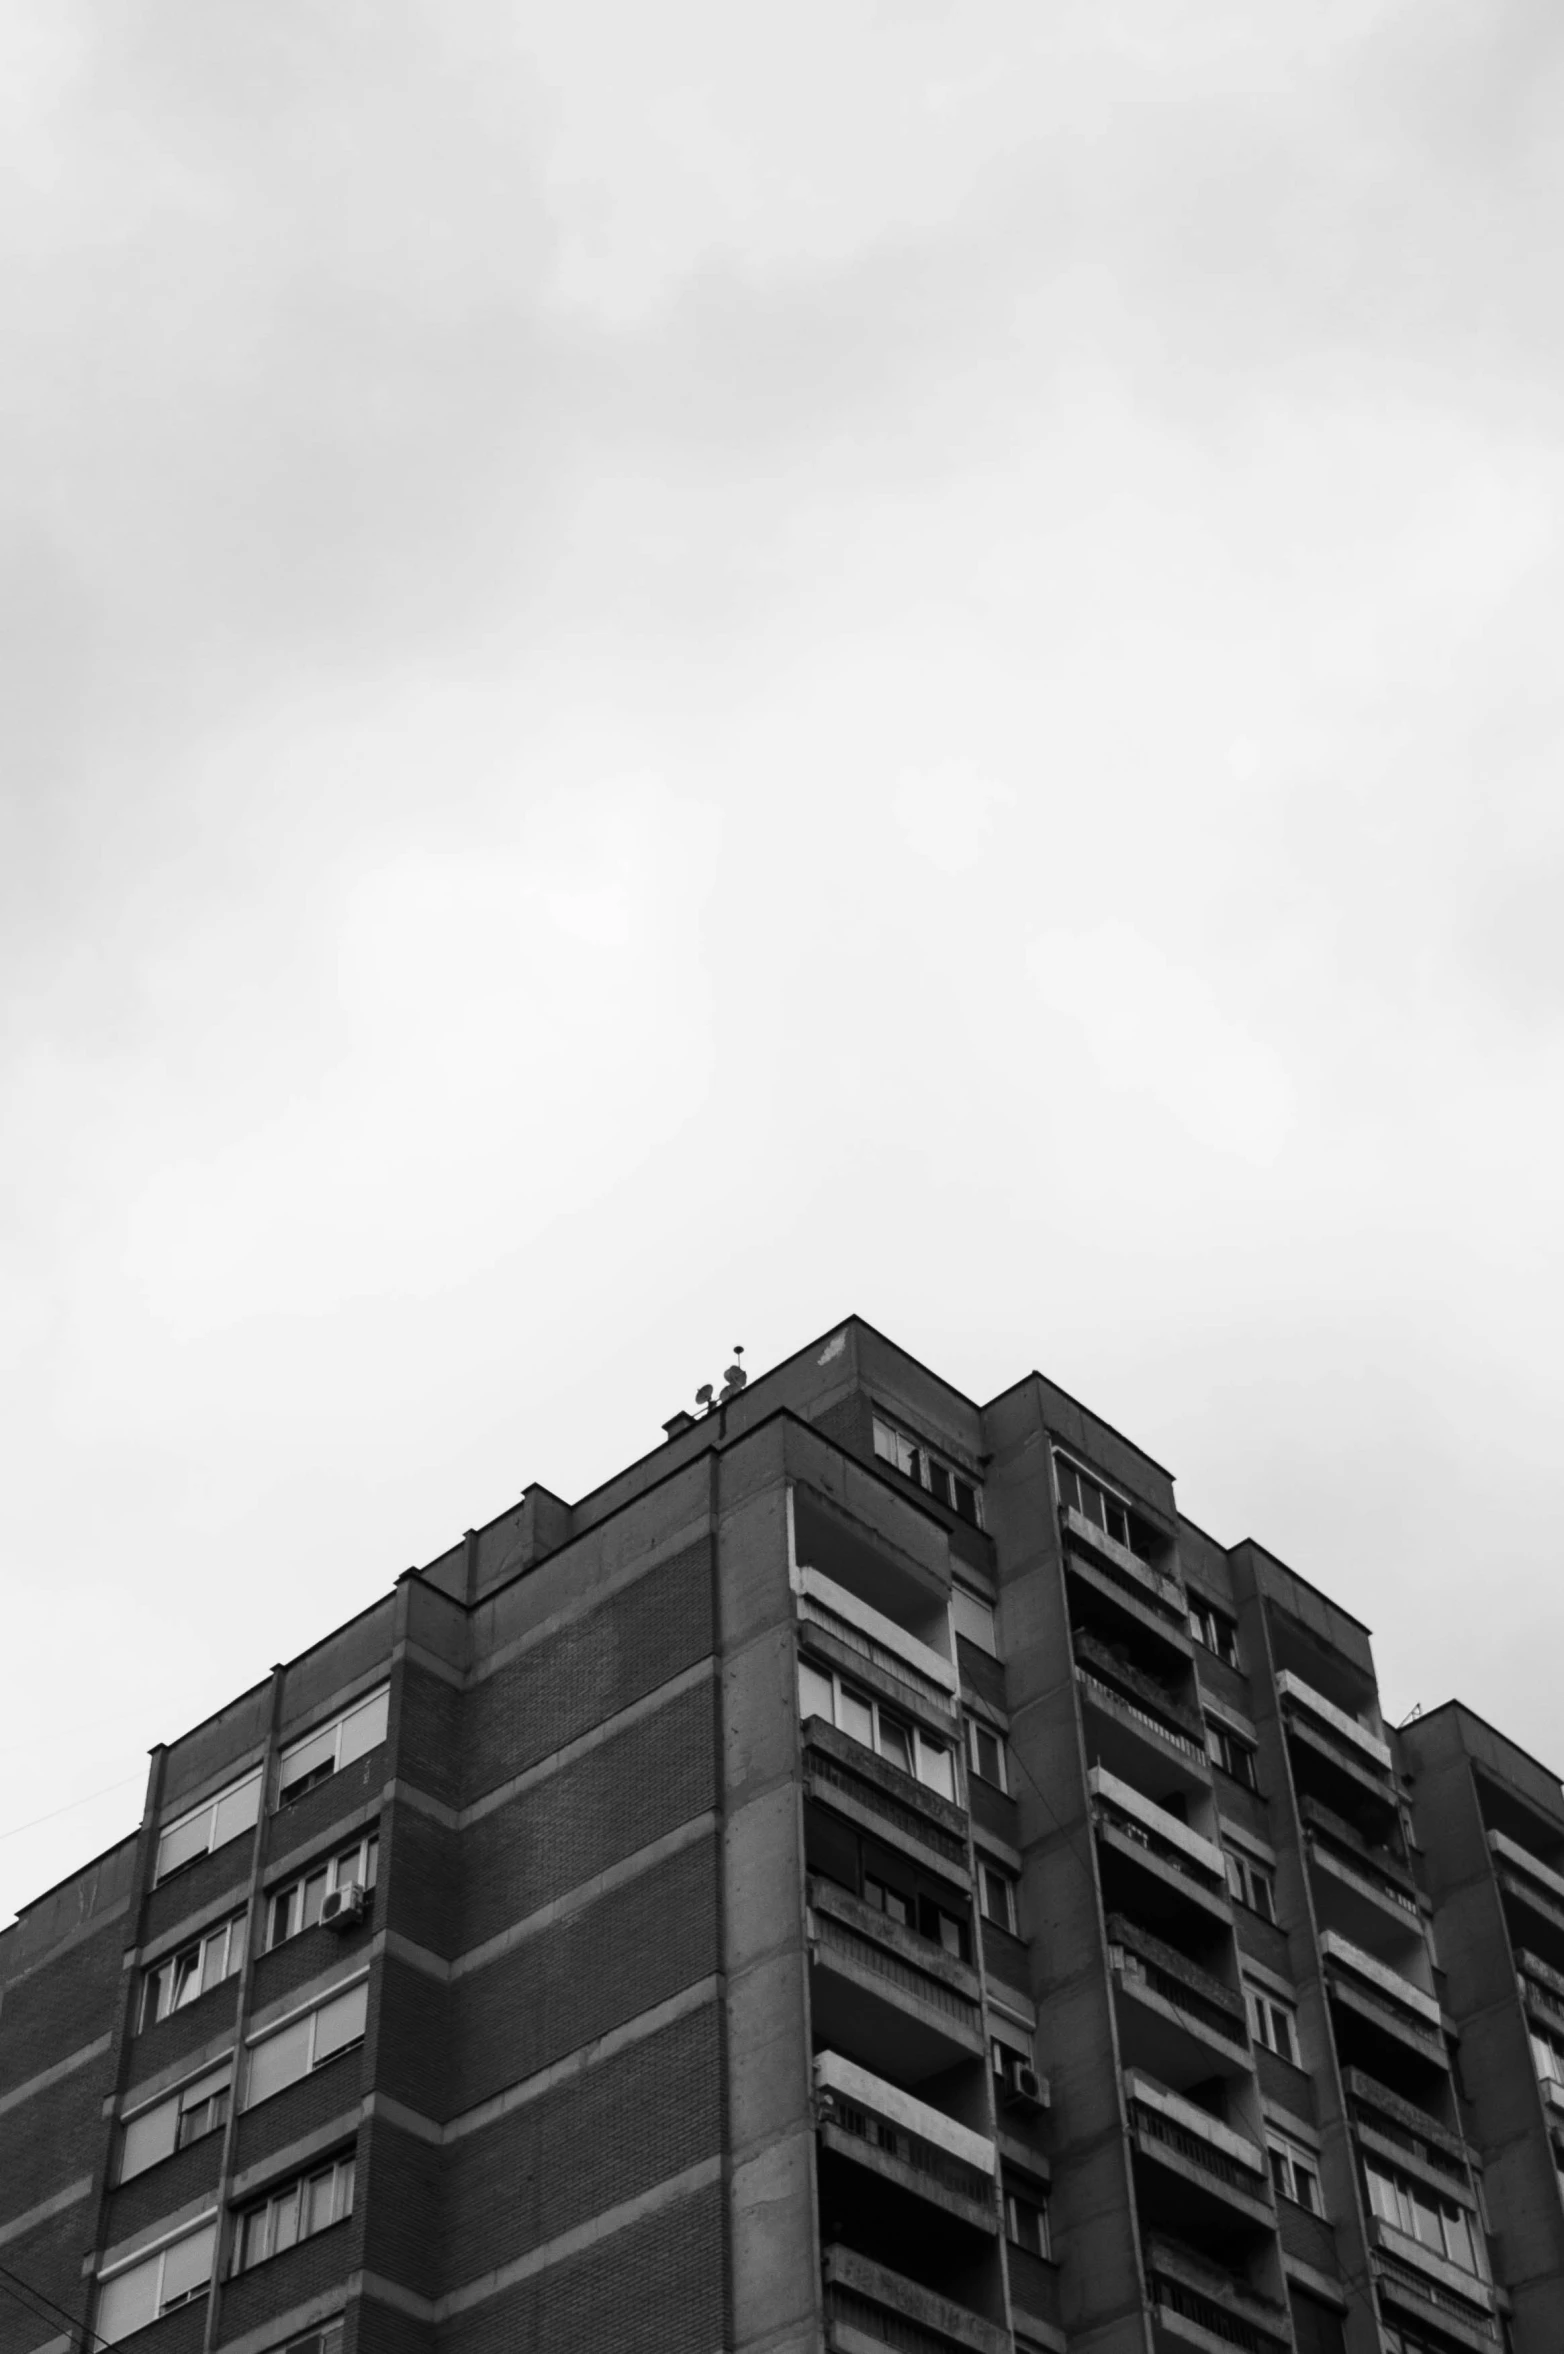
xmin=719 ymin=1346 xmax=747 ymax=1404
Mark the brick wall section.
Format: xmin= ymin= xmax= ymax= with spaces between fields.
xmin=371 ymin=1959 xmax=447 ymax=2123
xmin=396 ymin=1667 xmax=461 ymax=1812
xmin=266 ymin=1751 xmax=388 ymax=1867
xmin=810 ymin=1393 xmax=872 ymax=1464
xmin=234 ymin=2055 xmax=363 ymax=2174
xmin=457 ymin=1682 xmax=715 ymax=1954
xmin=0 ymin=1922 xmax=124 ymax=2096
xmin=356 ymin=2297 xmax=434 ymax=2354
xmin=380 ymin=1808 xmax=456 ymax=1964
xmin=102 ymin=2295 xmax=209 ymax=2354
xmin=358 ymin=2122 xmax=443 ymax=2304
xmin=449 ymin=1834 xmax=719 ymax=2116
xmin=958 ymin=1639 xmax=1008 ymax=1717
xmin=0 ymin=2060 xmax=103 ymax=2212
xmin=969 ymin=1777 xmax=1020 ymax=1850
xmin=442 ymin=2002 xmax=721 ymax=2293
xmin=128 ymin=1978 xmax=242 ymax=2084
xmin=461 ymin=1543 xmax=713 ymax=1808
xmin=103 ymin=2133 xmax=225 ymax=2248
xmin=217 ymin=2220 xmax=360 ymax=2346
xmin=249 ymin=1912 xmax=376 ymax=2016
xmin=437 ymin=2177 xmax=725 ymax=2354
xmin=143 ymin=1852 xmax=250 ymax=1950
xmin=0 ymin=2204 xmax=93 ymax=2354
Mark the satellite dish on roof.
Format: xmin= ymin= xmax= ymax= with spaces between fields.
xmin=695 ymin=1384 xmax=715 ymax=1407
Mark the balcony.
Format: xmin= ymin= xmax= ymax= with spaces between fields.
xmin=808 ymin=1876 xmax=984 ymax=2083
xmin=815 ymin=2051 xmax=997 ymax=2234
xmin=1108 ymin=1915 xmax=1252 ymax=2078
xmin=1077 ymin=1663 xmax=1211 ymax=1787
xmin=1325 ymin=1936 xmax=1449 ymax=2078
xmin=795 ymin=1564 xmax=960 ymax=1717
xmin=1062 ymin=1504 xmax=1186 ymax=1614
xmin=1090 ymin=1767 xmax=1231 ymax=1942
xmin=1517 ymin=1948 xmax=1564 ymax=2035
xmin=1371 ymin=2233 xmax=1499 ymax=2350
xmin=1126 ymin=2070 xmax=1273 ymax=2227
xmin=1320 ymin=1930 xmax=1439 ymax=2025
xmin=1073 ymin=1629 xmax=1204 ymax=1743
xmin=821 ymin=2245 xmax=1009 ymax=2354
xmin=1276 ymin=1670 xmax=1391 ymax=1768
xmin=1343 ymin=2068 xmax=1472 ymax=2187
xmin=1145 ymin=2236 xmax=1293 ymax=2354
xmin=803 ymin=1719 xmax=970 ymax=1879
xmin=1299 ymin=1796 xmax=1417 ymax=1906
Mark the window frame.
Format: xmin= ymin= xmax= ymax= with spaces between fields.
xmin=154 ymin=1770 xmax=262 ymax=1885
xmin=233 ymin=2152 xmax=356 ymax=2273
xmin=966 ymin=1717 xmax=1007 ymax=1792
xmin=979 ymin=1859 xmax=1019 ymax=1935
xmin=951 ymin=1583 xmax=998 ymax=1657
xmin=276 ymin=1687 xmax=389 ymax=1808
xmin=118 ymin=2063 xmax=234 ymax=2183
xmin=242 ymin=1976 xmax=369 ymax=2111
xmin=872 ymin=1414 xmax=984 ymax=1528
xmin=140 ymin=1910 xmax=249 ymax=2030
xmin=267 ymin=1832 xmax=379 ymax=1951
xmin=1362 ymin=2156 xmax=1480 ymax=2274
xmin=95 ymin=2219 xmax=217 ymax=2344
xmin=797 ymin=1659 xmax=956 ymax=1801
xmin=1245 ymin=1980 xmax=1301 ymax=2064
xmin=1053 ymin=1453 xmax=1153 ymax=1562
xmin=1268 ymin=2132 xmax=1325 ymax=2215
xmin=1225 ymin=1847 xmax=1278 ymax=1924
xmin=1004 ymin=2186 xmax=1051 ymax=2259
xmin=1205 ymin=1717 xmax=1260 ymax=1791
xmin=1188 ymin=1597 xmax=1241 ymax=1668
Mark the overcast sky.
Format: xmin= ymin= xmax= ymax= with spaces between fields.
xmin=3 ymin=0 xmax=1562 ymax=1922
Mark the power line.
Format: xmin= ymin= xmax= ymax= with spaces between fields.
xmin=0 ymin=2253 xmax=112 ymax=2352
xmin=0 ymin=1775 xmax=144 ymax=1847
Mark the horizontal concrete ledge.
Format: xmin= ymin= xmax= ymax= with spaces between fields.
xmin=361 ymin=2153 xmax=725 ymax=2322
xmin=0 ymin=2035 xmax=112 ymax=2120
xmin=203 ymin=2280 xmax=350 ymax=2354
xmin=0 ymin=2177 xmax=93 ymax=2251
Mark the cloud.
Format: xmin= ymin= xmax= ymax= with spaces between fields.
xmin=1028 ymin=924 xmax=1297 ymax=1164
xmin=894 ymin=764 xmax=1016 ymax=875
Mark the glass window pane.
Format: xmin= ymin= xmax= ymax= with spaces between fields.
xmin=338 ymin=1689 xmax=389 ymax=1769
xmin=303 ymin=1871 xmax=329 ymax=1928
xmin=1442 ymin=2206 xmax=1474 ymax=2270
xmin=273 ymin=2185 xmax=301 ymax=2254
xmin=278 ymin=1726 xmax=337 ymax=1795
xmin=917 ymin=1736 xmax=955 ymax=1801
xmin=338 ymin=2157 xmax=355 ymax=2217
xmin=927 ymin=1463 xmax=953 ymax=1508
xmin=313 ymin=1980 xmax=369 ymax=2062
xmin=120 ymin=2097 xmax=179 ymax=2182
xmin=210 ymin=1772 xmax=262 ymax=1851
xmin=170 ymin=1948 xmax=201 ymax=2010
xmin=837 ymin=1686 xmax=874 ymax=1749
xmin=269 ymin=1890 xmax=294 ymax=1949
xmin=797 ymin=1663 xmax=834 ymax=1726
xmin=97 ymin=2256 xmax=161 ymax=2344
xmin=951 ymin=1587 xmax=996 ymax=1656
xmin=872 ymin=1417 xmax=897 ymax=1464
xmin=877 ymin=1716 xmax=913 ymax=1775
xmin=246 ymin=2014 xmax=313 ymax=2107
xmin=156 ymin=1810 xmax=212 ymax=1882
xmin=305 ymin=2170 xmax=338 ymax=2235
xmin=160 ymin=2225 xmax=215 ymax=2309
xmin=1366 ymin=2166 xmax=1400 ymax=2227
xmin=1056 ymin=1462 xmax=1078 ymax=1513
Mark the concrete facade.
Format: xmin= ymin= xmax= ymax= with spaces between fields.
xmin=0 ymin=1317 xmax=1558 ymax=2354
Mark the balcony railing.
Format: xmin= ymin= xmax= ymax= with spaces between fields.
xmin=1073 ymin=1628 xmax=1204 ymax=1740
xmin=803 ymin=1723 xmax=969 ymax=1872
xmin=794 ymin=1565 xmax=959 ymax=1714
xmin=1373 ymin=2248 xmax=1499 ymax=2344
xmin=1062 ymin=1507 xmax=1187 ymax=1621
xmin=1145 ymin=2240 xmax=1293 ymax=2353
xmin=1343 ymin=2068 xmax=1472 ymax=2180
xmin=1077 ymin=1665 xmax=1209 ymax=1770
xmin=1299 ymin=1795 xmax=1419 ymax=1915
xmin=1089 ymin=1766 xmax=1226 ymax=1886
xmin=822 ymin=2246 xmax=1009 ymax=2354
xmin=1276 ymin=1671 xmax=1393 ymax=1773
xmin=1107 ymin=1915 xmax=1249 ymax=2047
xmin=1489 ymin=1829 xmax=1564 ymax=1910
xmin=808 ymin=1881 xmax=981 ymax=2031
xmin=815 ymin=2052 xmax=995 ymax=2212
xmin=1517 ymin=1949 xmax=1564 ymax=2031
xmin=1127 ymin=2073 xmax=1268 ymax=2198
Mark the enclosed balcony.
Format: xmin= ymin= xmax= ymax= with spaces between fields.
xmin=1370 ymin=2237 xmax=1500 ymax=2351
xmin=821 ymin=2245 xmax=1009 ymax=2354
xmin=807 ymin=1875 xmax=985 ymax=2085
xmin=1490 ymin=1829 xmax=1564 ymax=1971
xmin=1077 ymin=1647 xmax=1212 ymax=1797
xmin=802 ymin=1715 xmax=970 ymax=1882
xmin=1306 ymin=1821 xmax=1432 ymax=1980
xmin=791 ymin=1484 xmax=955 ymax=1671
xmin=814 ymin=2049 xmax=998 ymax=2256
xmin=1145 ymin=2235 xmax=1293 ymax=2354
xmin=1277 ymin=1671 xmax=1399 ymax=1833
xmin=1344 ymin=2066 xmax=1474 ymax=2189
xmin=1323 ymin=1931 xmax=1452 ymax=2095
xmin=1108 ymin=1916 xmax=1252 ymax=2084
xmin=1126 ymin=2070 xmax=1275 ymax=2231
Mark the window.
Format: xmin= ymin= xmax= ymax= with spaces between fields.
xmin=1225 ymin=1848 xmax=1278 ymax=1924
xmin=952 ymin=1585 xmax=998 ymax=1657
xmin=1531 ymin=2028 xmax=1564 ymax=2086
xmin=872 ymin=1415 xmax=983 ymax=1526
xmin=1005 ymin=2188 xmax=1050 ymax=2258
xmin=267 ymin=1834 xmax=379 ymax=1949
xmin=155 ymin=1770 xmax=262 ymax=1884
xmin=1188 ymin=1599 xmax=1240 ymax=1667
xmin=1206 ymin=1719 xmax=1259 ymax=1791
xmin=96 ymin=2222 xmax=215 ymax=2344
xmin=1364 ymin=2159 xmax=1478 ymax=2273
xmin=967 ymin=1719 xmax=1007 ymax=1791
xmin=234 ymin=2154 xmax=355 ymax=2272
xmin=1269 ymin=2133 xmax=1324 ymax=2214
xmin=119 ymin=2064 xmax=232 ymax=2182
xmin=244 ymin=1979 xmax=368 ymax=2109
xmin=1245 ymin=1981 xmax=1300 ymax=2064
xmin=274 ymin=2325 xmax=343 ymax=2354
xmin=863 ymin=1869 xmax=971 ymax=1961
xmin=797 ymin=1661 xmax=956 ymax=1800
xmin=1054 ymin=1456 xmax=1152 ymax=1561
xmin=980 ymin=1861 xmax=1019 ymax=1935
xmin=141 ymin=1911 xmax=248 ymax=2029
xmin=277 ymin=1688 xmax=389 ymax=1806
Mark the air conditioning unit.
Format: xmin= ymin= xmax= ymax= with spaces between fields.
xmin=321 ymin=1882 xmax=368 ymax=1930
xmin=1001 ymin=2061 xmax=1047 ymax=2115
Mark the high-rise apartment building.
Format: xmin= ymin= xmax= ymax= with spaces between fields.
xmin=2 ymin=1318 xmax=1560 ymax=2354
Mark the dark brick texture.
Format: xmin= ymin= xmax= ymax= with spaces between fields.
xmin=266 ymin=1753 xmax=388 ymax=1869
xmin=379 ymin=1808 xmax=456 ymax=1963
xmin=129 ymin=1977 xmax=242 ymax=2086
xmin=217 ymin=2220 xmax=360 ymax=2347
xmin=457 ymin=1681 xmax=715 ymax=1955
xmin=441 ymin=2001 xmax=721 ymax=2294
xmin=102 ymin=2294 xmax=210 ymax=2354
xmin=461 ymin=1542 xmax=713 ymax=1808
xmin=396 ymin=1668 xmax=461 ymax=1812
xmin=0 ymin=1923 xmax=124 ymax=2096
xmin=250 ymin=1909 xmax=376 ymax=2018
xmin=104 ymin=2132 xmax=225 ymax=2249
xmin=234 ymin=2056 xmax=363 ymax=2175
xmin=436 ymin=2177 xmax=725 ymax=2354
xmin=372 ymin=1959 xmax=446 ymax=2124
xmin=0 ymin=2059 xmax=104 ymax=2215
xmin=358 ymin=2121 xmax=443 ymax=2303
xmin=449 ymin=1834 xmax=719 ymax=2118
xmin=143 ymin=1852 xmax=250 ymax=1952
xmin=0 ymin=2203 xmax=92 ymax=2354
